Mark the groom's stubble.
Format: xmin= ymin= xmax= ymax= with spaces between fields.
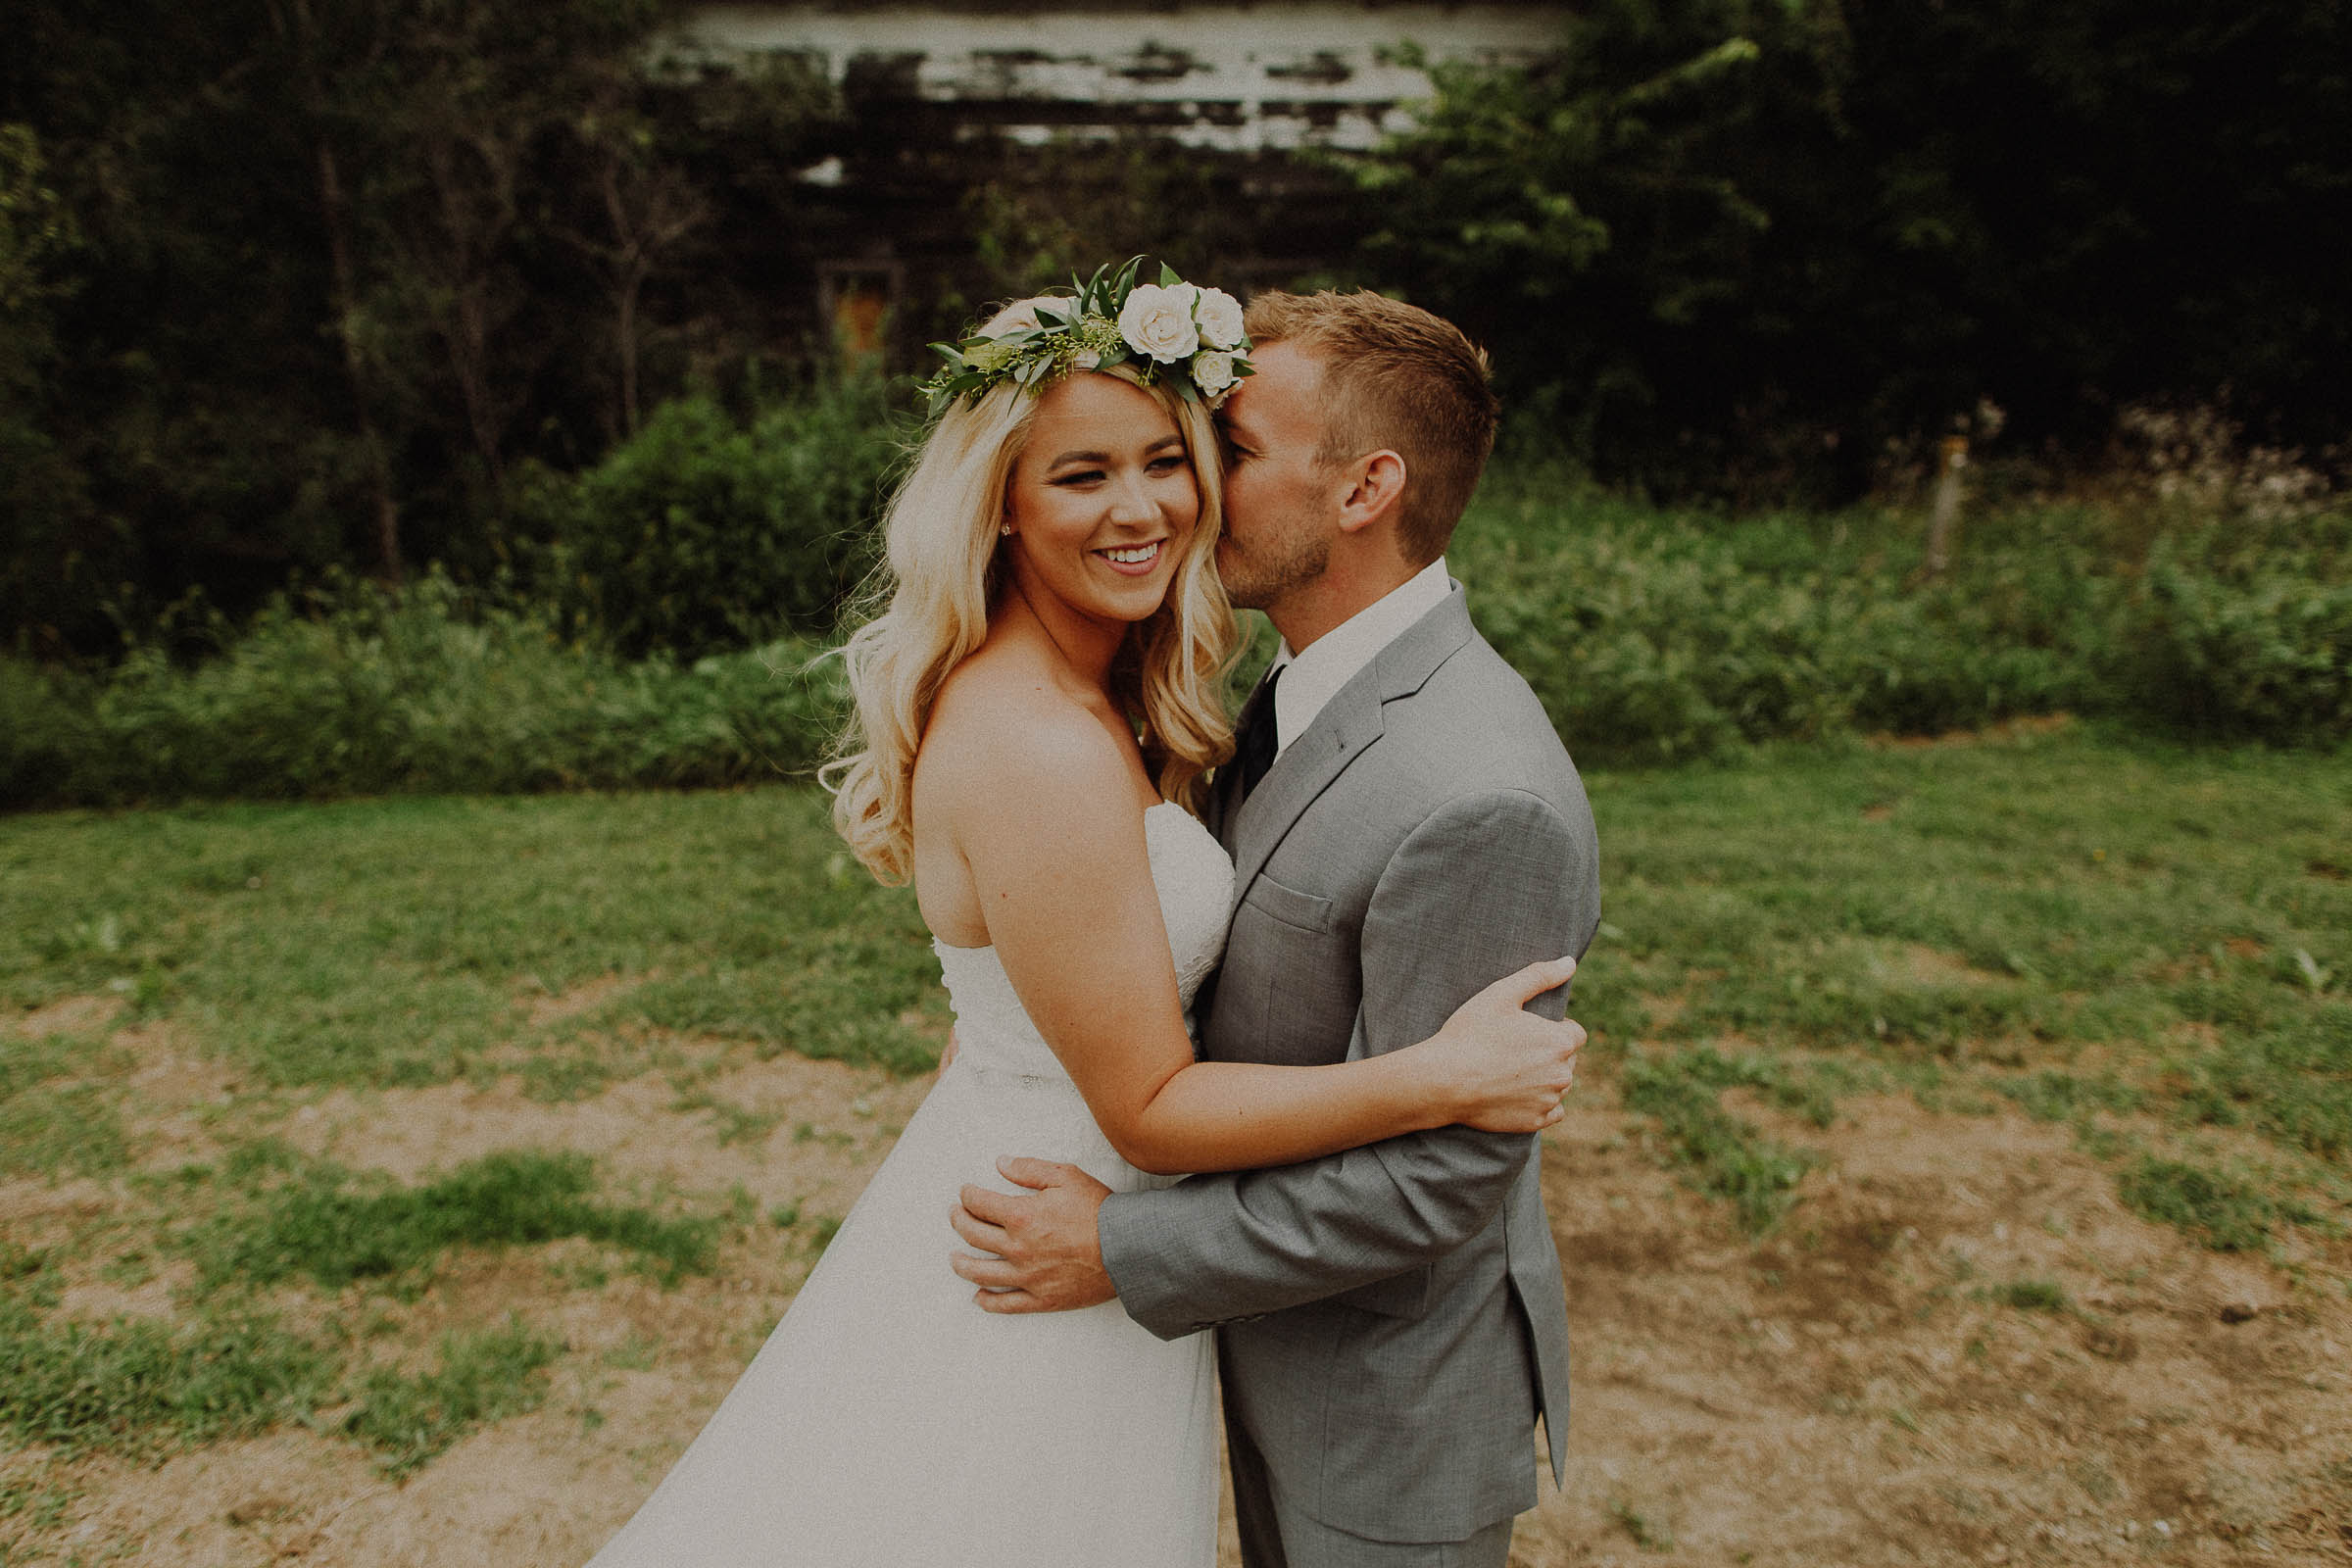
xmin=1216 ymin=516 xmax=1329 ymax=614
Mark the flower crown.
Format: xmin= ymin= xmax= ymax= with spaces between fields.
xmin=921 ymin=258 xmax=1254 ymax=418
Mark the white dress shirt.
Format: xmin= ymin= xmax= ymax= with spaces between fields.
xmin=1267 ymin=556 xmax=1452 ymax=758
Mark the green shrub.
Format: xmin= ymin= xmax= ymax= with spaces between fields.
xmin=1456 ymin=492 xmax=2101 ymax=763
xmin=2116 ymin=536 xmax=2352 ymax=744
xmin=0 ymin=573 xmax=849 ymax=808
xmin=0 ymin=658 xmax=98 ymax=805
xmin=507 ymin=375 xmax=910 ymax=661
xmin=1455 ymin=481 xmax=2347 ymax=762
xmin=7 ymin=475 xmax=2344 ymax=809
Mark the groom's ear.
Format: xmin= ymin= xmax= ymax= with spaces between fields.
xmin=1335 ymin=450 xmax=1408 ymax=537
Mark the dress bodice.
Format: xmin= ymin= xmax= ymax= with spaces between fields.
xmin=932 ymin=802 xmax=1234 ymax=1085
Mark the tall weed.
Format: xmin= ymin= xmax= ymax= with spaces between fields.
xmin=2117 ymin=532 xmax=2352 ymax=743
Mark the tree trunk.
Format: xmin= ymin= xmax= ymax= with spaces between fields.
xmin=427 ymin=135 xmax=511 ymax=491
xmin=314 ymin=138 xmax=403 ymax=579
xmin=616 ymin=267 xmax=642 ymax=437
xmin=586 ymin=144 xmax=707 ymax=440
xmin=278 ymin=0 xmax=403 ymax=579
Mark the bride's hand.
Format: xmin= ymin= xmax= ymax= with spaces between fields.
xmin=1423 ymin=956 xmax=1587 ymax=1134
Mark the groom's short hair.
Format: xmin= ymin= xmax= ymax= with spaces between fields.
xmin=1242 ymin=289 xmax=1500 ymax=565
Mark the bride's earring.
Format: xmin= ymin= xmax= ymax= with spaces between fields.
xmin=1000 ymin=522 xmax=1013 ymax=537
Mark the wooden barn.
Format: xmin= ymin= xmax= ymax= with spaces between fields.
xmin=665 ymin=2 xmax=1571 ymax=361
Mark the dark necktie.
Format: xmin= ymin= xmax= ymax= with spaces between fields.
xmin=1235 ymin=663 xmax=1283 ymax=801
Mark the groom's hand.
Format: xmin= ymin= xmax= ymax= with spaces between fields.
xmin=949 ymin=1157 xmax=1116 ymax=1313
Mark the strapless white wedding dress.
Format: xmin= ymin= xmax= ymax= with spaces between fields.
xmin=586 ymin=802 xmax=1231 ymax=1568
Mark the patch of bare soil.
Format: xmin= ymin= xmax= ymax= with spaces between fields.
xmin=19 ymin=1032 xmax=2351 ymax=1567
xmin=10 ymin=993 xmax=126 ymax=1038
xmin=1872 ymin=712 xmax=2080 ymax=750
xmin=1513 ymin=1093 xmax=2352 ymax=1567
xmin=272 ymin=1046 xmax=928 ymax=1220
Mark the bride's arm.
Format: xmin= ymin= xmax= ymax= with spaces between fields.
xmin=955 ymin=720 xmax=1580 ymax=1177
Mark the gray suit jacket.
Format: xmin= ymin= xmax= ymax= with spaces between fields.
xmin=1099 ymin=586 xmax=1599 ymax=1544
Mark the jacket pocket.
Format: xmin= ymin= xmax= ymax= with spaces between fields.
xmin=1241 ymin=874 xmax=1333 ymax=934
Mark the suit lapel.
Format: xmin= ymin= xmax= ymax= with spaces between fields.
xmin=1225 ymin=586 xmax=1477 ymax=915
xmin=1227 ymin=676 xmax=1382 ymax=905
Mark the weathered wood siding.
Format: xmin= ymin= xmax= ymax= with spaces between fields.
xmin=666 ymin=3 xmax=1570 ymax=364
xmin=676 ymin=4 xmax=1570 ymax=151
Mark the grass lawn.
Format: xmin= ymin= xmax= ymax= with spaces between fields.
xmin=5 ymin=726 xmax=2346 ymax=1242
xmin=1586 ymin=726 xmax=2351 ymax=1242
xmin=0 ymin=725 xmax=2346 ymax=1553
xmin=1 ymin=785 xmax=948 ymax=1098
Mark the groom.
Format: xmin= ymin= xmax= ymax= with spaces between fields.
xmin=951 ymin=289 xmax=1600 ymax=1567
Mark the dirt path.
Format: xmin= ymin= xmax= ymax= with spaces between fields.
xmin=8 ymin=1024 xmax=2349 ymax=1567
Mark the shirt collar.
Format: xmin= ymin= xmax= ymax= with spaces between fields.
xmin=1269 ymin=556 xmax=1452 ymax=756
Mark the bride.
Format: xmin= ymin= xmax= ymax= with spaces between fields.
xmin=581 ymin=264 xmax=1584 ymax=1568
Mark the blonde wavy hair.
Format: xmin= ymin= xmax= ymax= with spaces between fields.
xmin=825 ymin=300 xmax=1240 ymax=886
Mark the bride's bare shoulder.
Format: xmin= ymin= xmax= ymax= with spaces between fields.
xmin=921 ymin=648 xmax=1130 ymax=817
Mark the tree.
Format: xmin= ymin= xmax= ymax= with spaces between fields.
xmin=268 ymin=0 xmax=404 ymax=577
xmin=553 ymin=76 xmax=711 ymax=439
xmin=1348 ymin=0 xmax=2352 ymax=497
xmin=0 ymin=0 xmax=835 ymax=646
xmin=0 ymin=123 xmax=89 ymax=651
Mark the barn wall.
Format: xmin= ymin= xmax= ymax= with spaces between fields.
xmin=665 ymin=3 xmax=1570 ymax=364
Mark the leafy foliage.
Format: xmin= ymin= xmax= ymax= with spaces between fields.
xmin=0 ymin=123 xmax=87 ymax=649
xmin=1456 ymin=476 xmax=2352 ymax=765
xmin=7 ymin=480 xmax=2347 ymax=809
xmin=2119 ymin=536 xmax=2352 ymax=744
xmin=1348 ymin=0 xmax=2352 ymax=495
xmin=0 ymin=572 xmax=847 ymax=808
xmin=0 ymin=0 xmax=836 ymax=650
xmin=502 ymin=373 xmax=909 ymax=660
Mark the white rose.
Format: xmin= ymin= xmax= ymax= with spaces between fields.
xmin=1119 ymin=283 xmax=1200 ymax=364
xmin=1194 ymin=288 xmax=1245 ymax=350
xmin=1191 ymin=351 xmax=1236 ymax=396
xmin=1072 ymin=348 xmax=1102 ymax=369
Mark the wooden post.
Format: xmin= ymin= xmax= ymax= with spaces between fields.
xmin=1925 ymin=434 xmax=1968 ymax=580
